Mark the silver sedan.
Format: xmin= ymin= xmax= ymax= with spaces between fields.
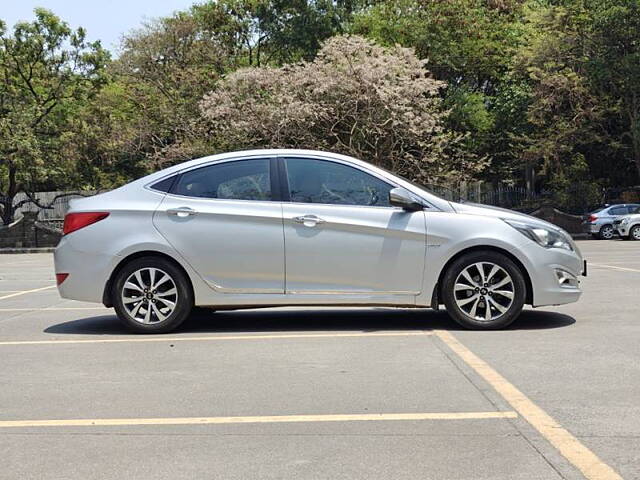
xmin=54 ymin=149 xmax=585 ymax=332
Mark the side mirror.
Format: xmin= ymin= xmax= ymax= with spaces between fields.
xmin=389 ymin=187 xmax=424 ymax=211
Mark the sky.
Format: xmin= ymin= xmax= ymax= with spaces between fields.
xmin=2 ymin=0 xmax=197 ymax=54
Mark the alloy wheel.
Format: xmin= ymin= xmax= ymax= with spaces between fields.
xmin=632 ymin=226 xmax=640 ymax=241
xmin=453 ymin=262 xmax=515 ymax=322
xmin=121 ymin=267 xmax=178 ymax=324
xmin=601 ymin=225 xmax=614 ymax=239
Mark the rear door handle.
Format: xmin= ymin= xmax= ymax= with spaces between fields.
xmin=293 ymin=214 xmax=325 ymax=226
xmin=167 ymin=207 xmax=198 ymax=218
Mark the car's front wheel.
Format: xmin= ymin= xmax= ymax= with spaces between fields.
xmin=630 ymin=225 xmax=640 ymax=241
xmin=112 ymin=256 xmax=193 ymax=333
xmin=442 ymin=251 xmax=526 ymax=330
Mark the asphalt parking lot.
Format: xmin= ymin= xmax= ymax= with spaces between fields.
xmin=0 ymin=240 xmax=638 ymax=480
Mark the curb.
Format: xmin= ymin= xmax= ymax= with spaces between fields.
xmin=0 ymin=247 xmax=55 ymax=254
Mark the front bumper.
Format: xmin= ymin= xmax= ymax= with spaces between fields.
xmin=615 ymin=225 xmax=628 ymax=237
xmin=517 ymin=242 xmax=584 ymax=307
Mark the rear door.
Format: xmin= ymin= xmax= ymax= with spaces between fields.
xmin=280 ymin=156 xmax=426 ymax=295
xmin=153 ymin=157 xmax=285 ymax=294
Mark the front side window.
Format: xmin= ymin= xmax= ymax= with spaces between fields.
xmin=173 ymin=159 xmax=271 ymax=201
xmin=284 ymin=158 xmax=392 ymax=207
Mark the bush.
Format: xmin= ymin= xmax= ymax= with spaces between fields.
xmin=200 ymin=35 xmax=485 ymax=184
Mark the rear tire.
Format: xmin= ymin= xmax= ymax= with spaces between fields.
xmin=112 ymin=256 xmax=193 ymax=333
xmin=598 ymin=224 xmax=615 ymax=240
xmin=630 ymin=225 xmax=640 ymax=241
xmin=442 ymin=251 xmax=527 ymax=330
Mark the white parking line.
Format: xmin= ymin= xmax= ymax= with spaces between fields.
xmin=0 ymin=331 xmax=434 ymax=346
xmin=0 ymin=411 xmax=517 ymax=428
xmin=589 ymin=263 xmax=640 ymax=273
xmin=0 ymin=285 xmax=56 ymax=300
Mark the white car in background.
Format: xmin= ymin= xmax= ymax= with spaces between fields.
xmin=54 ymin=149 xmax=586 ymax=333
xmin=614 ymin=206 xmax=640 ymax=240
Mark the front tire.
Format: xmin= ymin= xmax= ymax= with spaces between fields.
xmin=441 ymin=251 xmax=526 ymax=330
xmin=630 ymin=225 xmax=640 ymax=241
xmin=112 ymin=256 xmax=193 ymax=333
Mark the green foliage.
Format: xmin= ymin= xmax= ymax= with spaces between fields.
xmin=588 ymin=0 xmax=640 ymax=182
xmin=352 ymin=0 xmax=523 ymax=91
xmin=547 ymin=154 xmax=602 ymax=213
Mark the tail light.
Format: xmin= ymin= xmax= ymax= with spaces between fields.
xmin=63 ymin=212 xmax=109 ymax=235
xmin=56 ymin=273 xmax=69 ymax=285
xmin=587 ymin=214 xmax=597 ymax=223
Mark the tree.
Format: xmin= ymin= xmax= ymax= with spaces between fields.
xmin=352 ymin=0 xmax=523 ymax=92
xmin=514 ymin=2 xmax=602 ymax=186
xmin=0 ymin=9 xmax=108 ymax=224
xmin=111 ymin=0 xmax=353 ymax=169
xmin=588 ymin=0 xmax=640 ymax=181
xmin=200 ymin=35 xmax=484 ymax=184
xmin=351 ymin=0 xmax=527 ymax=185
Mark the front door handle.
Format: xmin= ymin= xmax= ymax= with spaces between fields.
xmin=167 ymin=207 xmax=198 ymax=218
xmin=293 ymin=214 xmax=326 ymax=226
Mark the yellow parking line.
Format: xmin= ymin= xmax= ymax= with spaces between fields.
xmin=436 ymin=330 xmax=622 ymax=480
xmin=0 ymin=331 xmax=434 ymax=346
xmin=0 ymin=285 xmax=56 ymax=300
xmin=0 ymin=411 xmax=517 ymax=429
xmin=589 ymin=263 xmax=640 ymax=273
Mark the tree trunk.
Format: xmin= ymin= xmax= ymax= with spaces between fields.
xmin=1 ymin=164 xmax=19 ymax=226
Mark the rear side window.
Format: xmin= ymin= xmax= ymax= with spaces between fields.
xmin=150 ymin=175 xmax=177 ymax=193
xmin=173 ymin=159 xmax=271 ymax=201
xmin=284 ymin=158 xmax=392 ymax=207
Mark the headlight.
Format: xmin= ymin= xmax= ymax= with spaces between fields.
xmin=621 ymin=218 xmax=629 ymax=225
xmin=504 ymin=219 xmax=573 ymax=251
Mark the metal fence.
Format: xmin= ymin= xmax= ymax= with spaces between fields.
xmin=423 ymin=182 xmax=640 ymax=215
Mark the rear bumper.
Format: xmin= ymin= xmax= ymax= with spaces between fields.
xmin=54 ymin=237 xmax=117 ymax=303
xmin=582 ymin=223 xmax=600 ymax=234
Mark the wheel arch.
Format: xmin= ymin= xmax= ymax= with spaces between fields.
xmin=434 ymin=245 xmax=533 ymax=306
xmin=102 ymin=250 xmax=194 ymax=307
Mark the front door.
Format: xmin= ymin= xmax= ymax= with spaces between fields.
xmin=280 ymin=157 xmax=426 ymax=295
xmin=153 ymin=157 xmax=285 ymax=293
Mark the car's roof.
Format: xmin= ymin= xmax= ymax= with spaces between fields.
xmin=128 ymin=149 xmax=452 ymax=211
xmin=155 ymin=149 xmax=369 ymax=177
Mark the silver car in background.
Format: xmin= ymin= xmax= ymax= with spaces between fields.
xmin=614 ymin=207 xmax=640 ymax=240
xmin=54 ymin=149 xmax=585 ymax=333
xmin=583 ymin=204 xmax=640 ymax=239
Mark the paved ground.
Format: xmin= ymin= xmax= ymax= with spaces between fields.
xmin=0 ymin=240 xmax=638 ymax=480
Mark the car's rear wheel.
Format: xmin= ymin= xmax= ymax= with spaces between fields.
xmin=630 ymin=225 xmax=640 ymax=241
xmin=442 ymin=251 xmax=526 ymax=330
xmin=112 ymin=257 xmax=193 ymax=333
xmin=598 ymin=224 xmax=615 ymax=240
